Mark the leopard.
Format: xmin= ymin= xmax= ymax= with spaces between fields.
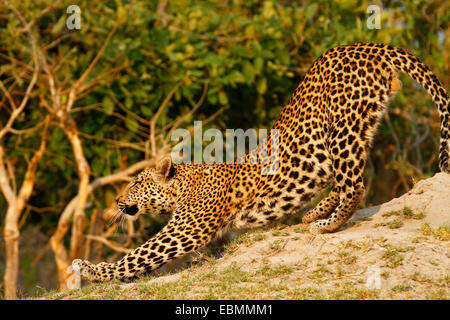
xmin=72 ymin=42 xmax=449 ymax=282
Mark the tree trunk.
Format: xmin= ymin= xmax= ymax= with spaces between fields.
xmin=64 ymin=120 xmax=91 ymax=261
xmin=49 ymin=199 xmax=74 ymax=291
xmin=0 ymin=119 xmax=48 ymax=299
xmin=3 ymin=203 xmax=20 ymax=300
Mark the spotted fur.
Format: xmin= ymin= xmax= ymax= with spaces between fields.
xmin=73 ymin=42 xmax=449 ymax=282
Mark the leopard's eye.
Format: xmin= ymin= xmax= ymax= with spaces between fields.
xmin=131 ymin=179 xmax=143 ymax=188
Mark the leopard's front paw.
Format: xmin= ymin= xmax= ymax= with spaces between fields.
xmin=72 ymin=259 xmax=96 ymax=282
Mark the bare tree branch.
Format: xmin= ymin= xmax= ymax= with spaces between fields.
xmin=65 ymin=121 xmax=91 ymax=261
xmin=66 ymin=20 xmax=121 ymax=112
xmin=85 ymin=235 xmax=133 ymax=254
xmin=16 ymin=0 xmax=64 ymax=34
xmin=149 ymin=80 xmax=184 ymax=156
xmin=0 ymin=42 xmax=39 ymax=140
xmin=164 ymin=81 xmax=209 ymax=145
xmin=155 ymin=0 xmax=169 ymax=25
xmin=109 ymin=91 xmax=151 ymax=126
xmin=7 ymin=121 xmax=46 ymax=135
xmin=0 ymin=146 xmax=14 ymax=203
xmin=77 ymin=131 xmax=147 ymax=152
xmin=16 ymin=116 xmax=50 ymax=202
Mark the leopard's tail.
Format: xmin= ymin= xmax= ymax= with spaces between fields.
xmin=385 ymin=45 xmax=449 ymax=173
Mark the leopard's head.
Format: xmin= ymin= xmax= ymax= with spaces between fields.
xmin=115 ymin=156 xmax=179 ymax=220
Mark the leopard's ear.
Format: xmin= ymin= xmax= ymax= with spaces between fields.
xmin=156 ymin=155 xmax=175 ymax=180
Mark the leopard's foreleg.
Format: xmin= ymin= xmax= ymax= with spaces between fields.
xmin=72 ymin=213 xmax=221 ymax=282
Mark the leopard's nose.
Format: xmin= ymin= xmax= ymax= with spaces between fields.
xmin=123 ymin=204 xmax=139 ymax=216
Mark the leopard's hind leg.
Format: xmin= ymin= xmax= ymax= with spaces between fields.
xmin=302 ymin=187 xmax=340 ymax=223
xmin=302 ymin=131 xmax=368 ymax=232
xmin=307 ymin=53 xmax=401 ymax=233
xmin=309 ymin=153 xmax=366 ymax=234
xmin=309 ymin=94 xmax=394 ymax=233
